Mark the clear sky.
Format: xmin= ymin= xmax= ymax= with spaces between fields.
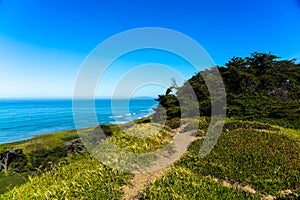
xmin=0 ymin=0 xmax=300 ymax=98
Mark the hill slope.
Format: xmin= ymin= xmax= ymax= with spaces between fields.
xmin=1 ymin=120 xmax=300 ymax=199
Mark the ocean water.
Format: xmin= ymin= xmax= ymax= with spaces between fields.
xmin=0 ymin=99 xmax=158 ymax=144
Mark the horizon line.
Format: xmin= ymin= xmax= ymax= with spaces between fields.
xmin=0 ymin=96 xmax=157 ymax=100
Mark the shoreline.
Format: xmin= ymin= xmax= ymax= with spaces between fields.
xmin=0 ymin=98 xmax=157 ymax=145
xmin=0 ymin=115 xmax=153 ymax=147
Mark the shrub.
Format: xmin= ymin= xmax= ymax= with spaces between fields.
xmin=165 ymin=118 xmax=181 ymax=129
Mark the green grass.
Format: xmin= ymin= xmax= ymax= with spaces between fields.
xmin=175 ymin=120 xmax=300 ymax=196
xmin=0 ymin=172 xmax=30 ymax=194
xmin=0 ymin=129 xmax=82 ymax=194
xmin=109 ymin=123 xmax=174 ymax=153
xmin=140 ymin=120 xmax=300 ymax=199
xmin=180 ymin=117 xmax=209 ymax=134
xmin=90 ymin=123 xmax=176 ymax=172
xmin=280 ymin=128 xmax=300 ymax=140
xmin=0 ymin=129 xmax=79 ymax=154
xmin=1 ymin=156 xmax=132 ymax=200
xmin=1 ymin=119 xmax=300 ymax=199
xmin=141 ymin=167 xmax=259 ymax=200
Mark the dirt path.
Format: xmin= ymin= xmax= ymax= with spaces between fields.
xmin=122 ymin=166 xmax=171 ymax=200
xmin=122 ymin=123 xmax=194 ymax=200
xmin=204 ymin=173 xmax=297 ymax=199
xmin=122 ymin=123 xmax=297 ymax=200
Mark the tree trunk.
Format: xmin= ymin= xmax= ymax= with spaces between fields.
xmin=0 ymin=152 xmax=9 ymax=174
xmin=0 ymin=149 xmax=17 ymax=174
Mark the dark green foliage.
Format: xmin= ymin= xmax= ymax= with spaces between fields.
xmin=99 ymin=124 xmax=120 ymax=136
xmin=0 ymin=131 xmax=83 ymax=194
xmin=0 ymin=129 xmax=88 ymax=192
xmin=59 ymin=131 xmax=79 ymax=141
xmin=7 ymin=149 xmax=27 ymax=173
xmin=153 ymin=95 xmax=181 ymax=120
xmin=226 ymin=93 xmax=300 ymax=128
xmin=0 ymin=172 xmax=30 ymax=194
xmin=134 ymin=116 xmax=151 ymax=124
xmin=81 ymin=124 xmax=115 ymax=148
xmin=155 ymin=52 xmax=300 ymax=128
xmin=27 ymin=146 xmax=67 ymax=170
xmin=165 ymin=117 xmax=181 ymax=129
xmin=64 ymin=138 xmax=85 ymax=154
xmin=0 ymin=149 xmax=27 ymax=174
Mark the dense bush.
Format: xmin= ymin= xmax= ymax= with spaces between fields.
xmin=27 ymin=146 xmax=68 ymax=170
xmin=155 ymin=53 xmax=300 ymax=129
xmin=0 ymin=129 xmax=84 ymax=193
xmin=165 ymin=117 xmax=181 ymax=129
xmin=0 ymin=149 xmax=28 ymax=173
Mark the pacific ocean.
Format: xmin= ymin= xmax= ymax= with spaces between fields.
xmin=0 ymin=98 xmax=158 ymax=144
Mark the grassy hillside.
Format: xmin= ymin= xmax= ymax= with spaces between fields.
xmin=2 ymin=156 xmax=132 ymax=200
xmin=141 ymin=167 xmax=259 ymax=200
xmin=1 ymin=52 xmax=299 ymax=199
xmin=1 ymin=119 xmax=299 ymax=199
xmin=0 ymin=129 xmax=82 ymax=194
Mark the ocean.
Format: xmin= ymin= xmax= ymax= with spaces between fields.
xmin=0 ymin=99 xmax=158 ymax=144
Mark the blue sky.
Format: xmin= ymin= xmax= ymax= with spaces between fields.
xmin=0 ymin=0 xmax=300 ymax=98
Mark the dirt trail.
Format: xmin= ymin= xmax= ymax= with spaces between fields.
xmin=122 ymin=123 xmax=297 ymax=200
xmin=122 ymin=166 xmax=171 ymax=200
xmin=122 ymin=124 xmax=194 ymax=200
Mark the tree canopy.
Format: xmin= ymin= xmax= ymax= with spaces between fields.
xmin=154 ymin=52 xmax=300 ymax=128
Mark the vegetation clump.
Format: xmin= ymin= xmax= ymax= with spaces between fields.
xmin=1 ymin=156 xmax=132 ymax=200
xmin=155 ymin=52 xmax=300 ymax=129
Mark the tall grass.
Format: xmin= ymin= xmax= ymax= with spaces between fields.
xmin=1 ymin=156 xmax=132 ymax=200
xmin=1 ymin=120 xmax=300 ymax=199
